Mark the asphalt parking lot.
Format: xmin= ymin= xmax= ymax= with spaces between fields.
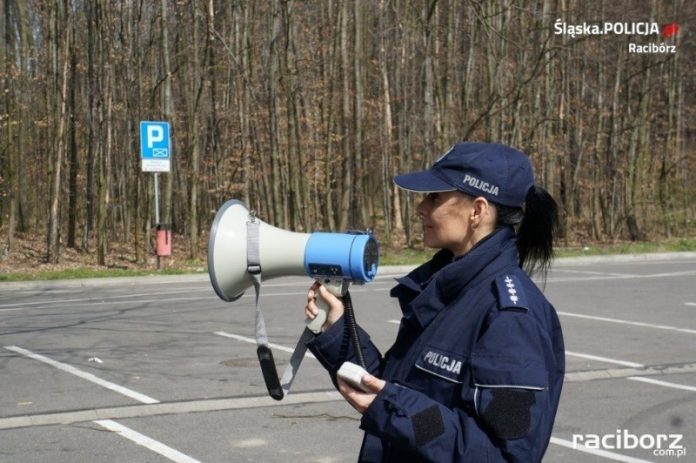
xmin=1 ymin=253 xmax=694 ymax=462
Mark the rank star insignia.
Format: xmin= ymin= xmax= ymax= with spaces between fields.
xmin=496 ymin=275 xmax=527 ymax=310
xmin=505 ymin=276 xmax=518 ymax=304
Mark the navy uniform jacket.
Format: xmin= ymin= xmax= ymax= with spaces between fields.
xmin=307 ymin=227 xmax=565 ymax=462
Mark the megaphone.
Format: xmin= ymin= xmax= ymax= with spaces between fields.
xmin=208 ymin=199 xmax=379 ymax=400
xmin=208 ymin=199 xmax=379 ymax=303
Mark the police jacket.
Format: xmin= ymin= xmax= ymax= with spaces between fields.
xmin=307 ymin=227 xmax=565 ymax=462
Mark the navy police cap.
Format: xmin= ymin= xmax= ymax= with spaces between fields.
xmin=393 ymin=142 xmax=535 ymax=208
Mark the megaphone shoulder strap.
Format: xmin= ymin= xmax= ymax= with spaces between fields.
xmin=246 ymin=219 xmax=267 ymax=347
xmin=247 ymin=217 xmax=309 ymax=401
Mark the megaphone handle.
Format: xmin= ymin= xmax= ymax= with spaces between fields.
xmin=306 ymin=297 xmax=329 ymax=333
xmin=306 ymin=279 xmax=347 ymax=334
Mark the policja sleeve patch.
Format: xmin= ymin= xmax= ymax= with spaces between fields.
xmin=495 ymin=274 xmax=529 ymax=311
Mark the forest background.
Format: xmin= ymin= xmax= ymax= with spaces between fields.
xmin=0 ymin=0 xmax=694 ymax=275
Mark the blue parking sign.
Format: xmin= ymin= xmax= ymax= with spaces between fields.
xmin=140 ymin=121 xmax=171 ymax=172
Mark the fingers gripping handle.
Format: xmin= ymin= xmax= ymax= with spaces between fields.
xmin=306 ymin=297 xmax=329 ymax=333
xmin=305 ymin=279 xmax=349 ymax=334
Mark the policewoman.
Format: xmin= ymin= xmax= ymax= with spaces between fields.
xmin=305 ymin=142 xmax=565 ymax=462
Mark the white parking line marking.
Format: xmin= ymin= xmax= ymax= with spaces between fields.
xmin=546 ymin=270 xmax=696 ymax=283
xmin=643 ymin=270 xmax=696 ymax=277
xmin=565 ymin=362 xmax=696 ymax=383
xmin=553 ymin=269 xmax=635 ymax=277
xmin=558 ymin=311 xmax=696 ymax=335
xmin=565 ymin=351 xmax=644 ymax=368
xmin=627 ymin=376 xmax=696 ymax=393
xmin=685 ymin=302 xmax=696 ymax=307
xmin=213 ymin=331 xmax=316 ymax=359
xmin=550 ymin=437 xmax=654 ymax=462
xmin=557 ymin=351 xmax=696 ymax=392
xmin=0 ymin=308 xmax=24 ymax=312
xmin=94 ymin=420 xmax=201 ymax=463
xmin=4 ymin=346 xmax=159 ymax=404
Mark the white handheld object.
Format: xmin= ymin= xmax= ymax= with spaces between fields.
xmin=306 ymin=297 xmax=329 ymax=333
xmin=337 ymin=361 xmax=370 ymax=392
xmin=305 ymin=279 xmax=349 ymax=334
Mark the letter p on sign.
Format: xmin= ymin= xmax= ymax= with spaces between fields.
xmin=147 ymin=125 xmax=164 ymax=148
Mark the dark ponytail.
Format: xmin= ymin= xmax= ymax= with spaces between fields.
xmin=517 ymin=186 xmax=559 ymax=278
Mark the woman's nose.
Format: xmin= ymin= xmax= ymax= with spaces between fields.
xmin=416 ymin=198 xmax=427 ymax=218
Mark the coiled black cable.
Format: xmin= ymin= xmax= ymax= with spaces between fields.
xmin=342 ymin=290 xmax=366 ymax=369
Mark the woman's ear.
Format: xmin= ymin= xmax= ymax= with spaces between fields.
xmin=470 ymin=197 xmax=493 ymax=230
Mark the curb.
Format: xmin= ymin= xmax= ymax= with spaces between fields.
xmin=0 ymin=273 xmax=210 ymax=291
xmin=552 ymin=251 xmax=696 ymax=267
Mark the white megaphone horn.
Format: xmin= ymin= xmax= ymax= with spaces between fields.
xmin=209 ymin=199 xmax=306 ymax=302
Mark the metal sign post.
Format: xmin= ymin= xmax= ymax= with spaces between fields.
xmin=140 ymin=121 xmax=171 ymax=269
xmin=154 ymin=173 xmax=160 ymax=224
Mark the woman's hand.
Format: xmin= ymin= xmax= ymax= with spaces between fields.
xmin=337 ymin=374 xmax=386 ymax=414
xmin=305 ymin=281 xmax=345 ymax=332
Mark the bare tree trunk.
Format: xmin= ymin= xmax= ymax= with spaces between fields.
xmin=320 ymin=0 xmax=337 ymax=231
xmin=422 ymin=1 xmax=436 ymax=161
xmin=67 ymin=16 xmax=78 ymax=249
xmin=82 ymin=0 xmax=96 ymax=251
xmin=128 ymin=0 xmax=145 ymax=264
xmin=2 ymin=0 xmax=19 ymax=251
xmin=353 ymin=0 xmax=366 ymax=226
xmin=442 ymin=0 xmax=457 ymax=143
xmin=235 ymin=3 xmax=252 ymax=208
xmin=462 ymin=9 xmax=475 ymax=121
xmin=607 ymin=45 xmax=624 ymax=238
xmin=97 ymin=68 xmax=112 ymax=266
xmin=47 ymin=0 xmax=71 ymax=264
xmin=160 ymin=0 xmax=174 ymax=227
xmin=188 ymin=1 xmax=207 ymax=260
xmin=378 ymin=0 xmax=394 ymax=238
xmin=338 ymin=0 xmax=352 ymax=230
xmin=268 ymin=0 xmax=284 ymax=226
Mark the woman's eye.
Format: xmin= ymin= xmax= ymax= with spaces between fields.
xmin=428 ymin=193 xmax=439 ymax=202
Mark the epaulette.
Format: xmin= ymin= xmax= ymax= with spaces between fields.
xmin=494 ymin=274 xmax=529 ymax=311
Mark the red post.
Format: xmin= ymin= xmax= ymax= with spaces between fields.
xmin=156 ymin=223 xmax=172 ymax=256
